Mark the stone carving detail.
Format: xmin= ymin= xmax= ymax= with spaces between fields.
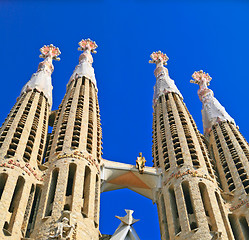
xmin=191 ymin=70 xmax=235 ymax=135
xmin=69 ymin=38 xmax=98 ymax=88
xmin=136 ymin=152 xmax=146 ymax=174
xmin=149 ymin=51 xmax=182 ymax=105
xmin=21 ymin=44 xmax=61 ymax=106
xmin=49 ymin=217 xmax=75 ymax=239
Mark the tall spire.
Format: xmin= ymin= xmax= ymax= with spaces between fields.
xmin=20 ymin=44 xmax=61 ymax=107
xmin=149 ymin=51 xmax=182 ymax=105
xmin=69 ymin=38 xmax=98 ymax=89
xmin=191 ymin=70 xmax=235 ymax=135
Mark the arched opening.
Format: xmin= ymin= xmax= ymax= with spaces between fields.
xmin=169 ymin=185 xmax=181 ymax=235
xmin=82 ymin=166 xmax=91 ymax=217
xmin=25 ymin=184 xmax=42 ymax=238
xmin=182 ymin=181 xmax=198 ymax=231
xmin=239 ymin=216 xmax=249 ymax=239
xmin=228 ymin=214 xmax=240 ymax=240
xmin=3 ymin=176 xmax=25 ymax=235
xmin=94 ymin=175 xmax=100 ymax=227
xmin=199 ymin=182 xmax=217 ymax=232
xmin=45 ymin=168 xmax=59 ymax=217
xmin=65 ymin=163 xmax=77 ymax=211
xmin=0 ymin=173 xmax=8 ymax=200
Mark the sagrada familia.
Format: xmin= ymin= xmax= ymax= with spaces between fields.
xmin=0 ymin=38 xmax=248 ymax=240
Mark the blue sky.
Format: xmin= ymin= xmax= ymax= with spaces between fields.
xmin=1 ymin=0 xmax=249 ymax=239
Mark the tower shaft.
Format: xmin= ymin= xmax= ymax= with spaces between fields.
xmin=150 ymin=52 xmax=231 ymax=240
xmin=31 ymin=39 xmax=102 ymax=240
xmin=0 ymin=44 xmax=60 ymax=239
xmin=191 ymin=70 xmax=249 ymax=240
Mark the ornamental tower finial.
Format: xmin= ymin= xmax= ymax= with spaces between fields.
xmin=149 ymin=51 xmax=169 ymax=65
xmin=69 ymin=38 xmax=98 ymax=89
xmin=150 ymin=51 xmax=182 ymax=105
xmin=78 ymin=38 xmax=98 ymax=53
xmin=20 ymin=44 xmax=61 ymax=107
xmin=191 ymin=70 xmax=235 ymax=135
xmin=39 ymin=44 xmax=61 ymax=61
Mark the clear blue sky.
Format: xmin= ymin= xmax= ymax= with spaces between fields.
xmin=1 ymin=0 xmax=249 ymax=239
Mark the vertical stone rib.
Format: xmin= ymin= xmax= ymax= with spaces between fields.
xmin=160 ymin=96 xmax=170 ymax=171
xmin=175 ymin=183 xmax=191 ymax=232
xmin=169 ymin=93 xmax=192 ymax=166
xmin=0 ymin=94 xmax=26 ymax=148
xmin=1 ymin=92 xmax=31 ymax=158
xmin=62 ymin=79 xmax=81 ymax=151
xmin=155 ymin=99 xmax=166 ymax=170
xmin=91 ymin=84 xmax=98 ymax=160
xmin=79 ymin=78 xmax=90 ymax=152
xmin=210 ymin=125 xmax=235 ymax=192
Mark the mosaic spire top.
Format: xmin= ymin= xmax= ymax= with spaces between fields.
xmin=149 ymin=51 xmax=169 ymax=65
xmin=69 ymin=38 xmax=98 ymax=89
xmin=191 ymin=70 xmax=235 ymax=135
xmin=150 ymin=51 xmax=182 ymax=106
xmin=39 ymin=44 xmax=61 ymax=61
xmin=20 ymin=44 xmax=61 ymax=107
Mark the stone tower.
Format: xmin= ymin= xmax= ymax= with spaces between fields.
xmin=0 ymin=44 xmax=60 ymax=239
xmin=1 ymin=40 xmax=249 ymax=240
xmin=191 ymin=70 xmax=249 ymax=240
xmin=150 ymin=52 xmax=232 ymax=240
xmin=31 ymin=39 xmax=102 ymax=240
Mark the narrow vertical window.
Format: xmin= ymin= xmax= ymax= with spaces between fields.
xmin=82 ymin=166 xmax=91 ymax=217
xmin=228 ymin=214 xmax=241 ymax=240
xmin=94 ymin=175 xmax=99 ymax=227
xmin=160 ymin=194 xmax=169 ymax=239
xmin=21 ymin=184 xmax=35 ymax=236
xmin=215 ymin=192 xmax=233 ymax=240
xmin=0 ymin=173 xmax=8 ymax=200
xmin=65 ymin=164 xmax=77 ymax=211
xmin=239 ymin=216 xmax=249 ymax=239
xmin=199 ymin=182 xmax=217 ymax=231
xmin=169 ymin=186 xmax=181 ymax=235
xmin=3 ymin=176 xmax=25 ymax=236
xmin=25 ymin=185 xmax=42 ymax=238
xmin=182 ymin=181 xmax=198 ymax=230
xmin=45 ymin=169 xmax=59 ymax=217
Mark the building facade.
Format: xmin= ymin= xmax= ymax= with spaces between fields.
xmin=0 ymin=40 xmax=248 ymax=240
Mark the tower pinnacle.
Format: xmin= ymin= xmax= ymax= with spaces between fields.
xmin=70 ymin=38 xmax=98 ymax=89
xmin=191 ymin=70 xmax=235 ymax=135
xmin=149 ymin=51 xmax=182 ymax=105
xmin=21 ymin=44 xmax=61 ymax=107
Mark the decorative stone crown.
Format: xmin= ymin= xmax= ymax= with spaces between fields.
xmin=191 ymin=70 xmax=235 ymax=135
xmin=78 ymin=39 xmax=98 ymax=53
xmin=69 ymin=39 xmax=98 ymax=89
xmin=149 ymin=51 xmax=169 ymax=65
xmin=39 ymin=44 xmax=61 ymax=61
xmin=150 ymin=51 xmax=182 ymax=105
xmin=20 ymin=44 xmax=61 ymax=106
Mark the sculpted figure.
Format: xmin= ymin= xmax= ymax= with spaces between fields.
xmin=136 ymin=152 xmax=146 ymax=174
xmin=49 ymin=217 xmax=75 ymax=239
